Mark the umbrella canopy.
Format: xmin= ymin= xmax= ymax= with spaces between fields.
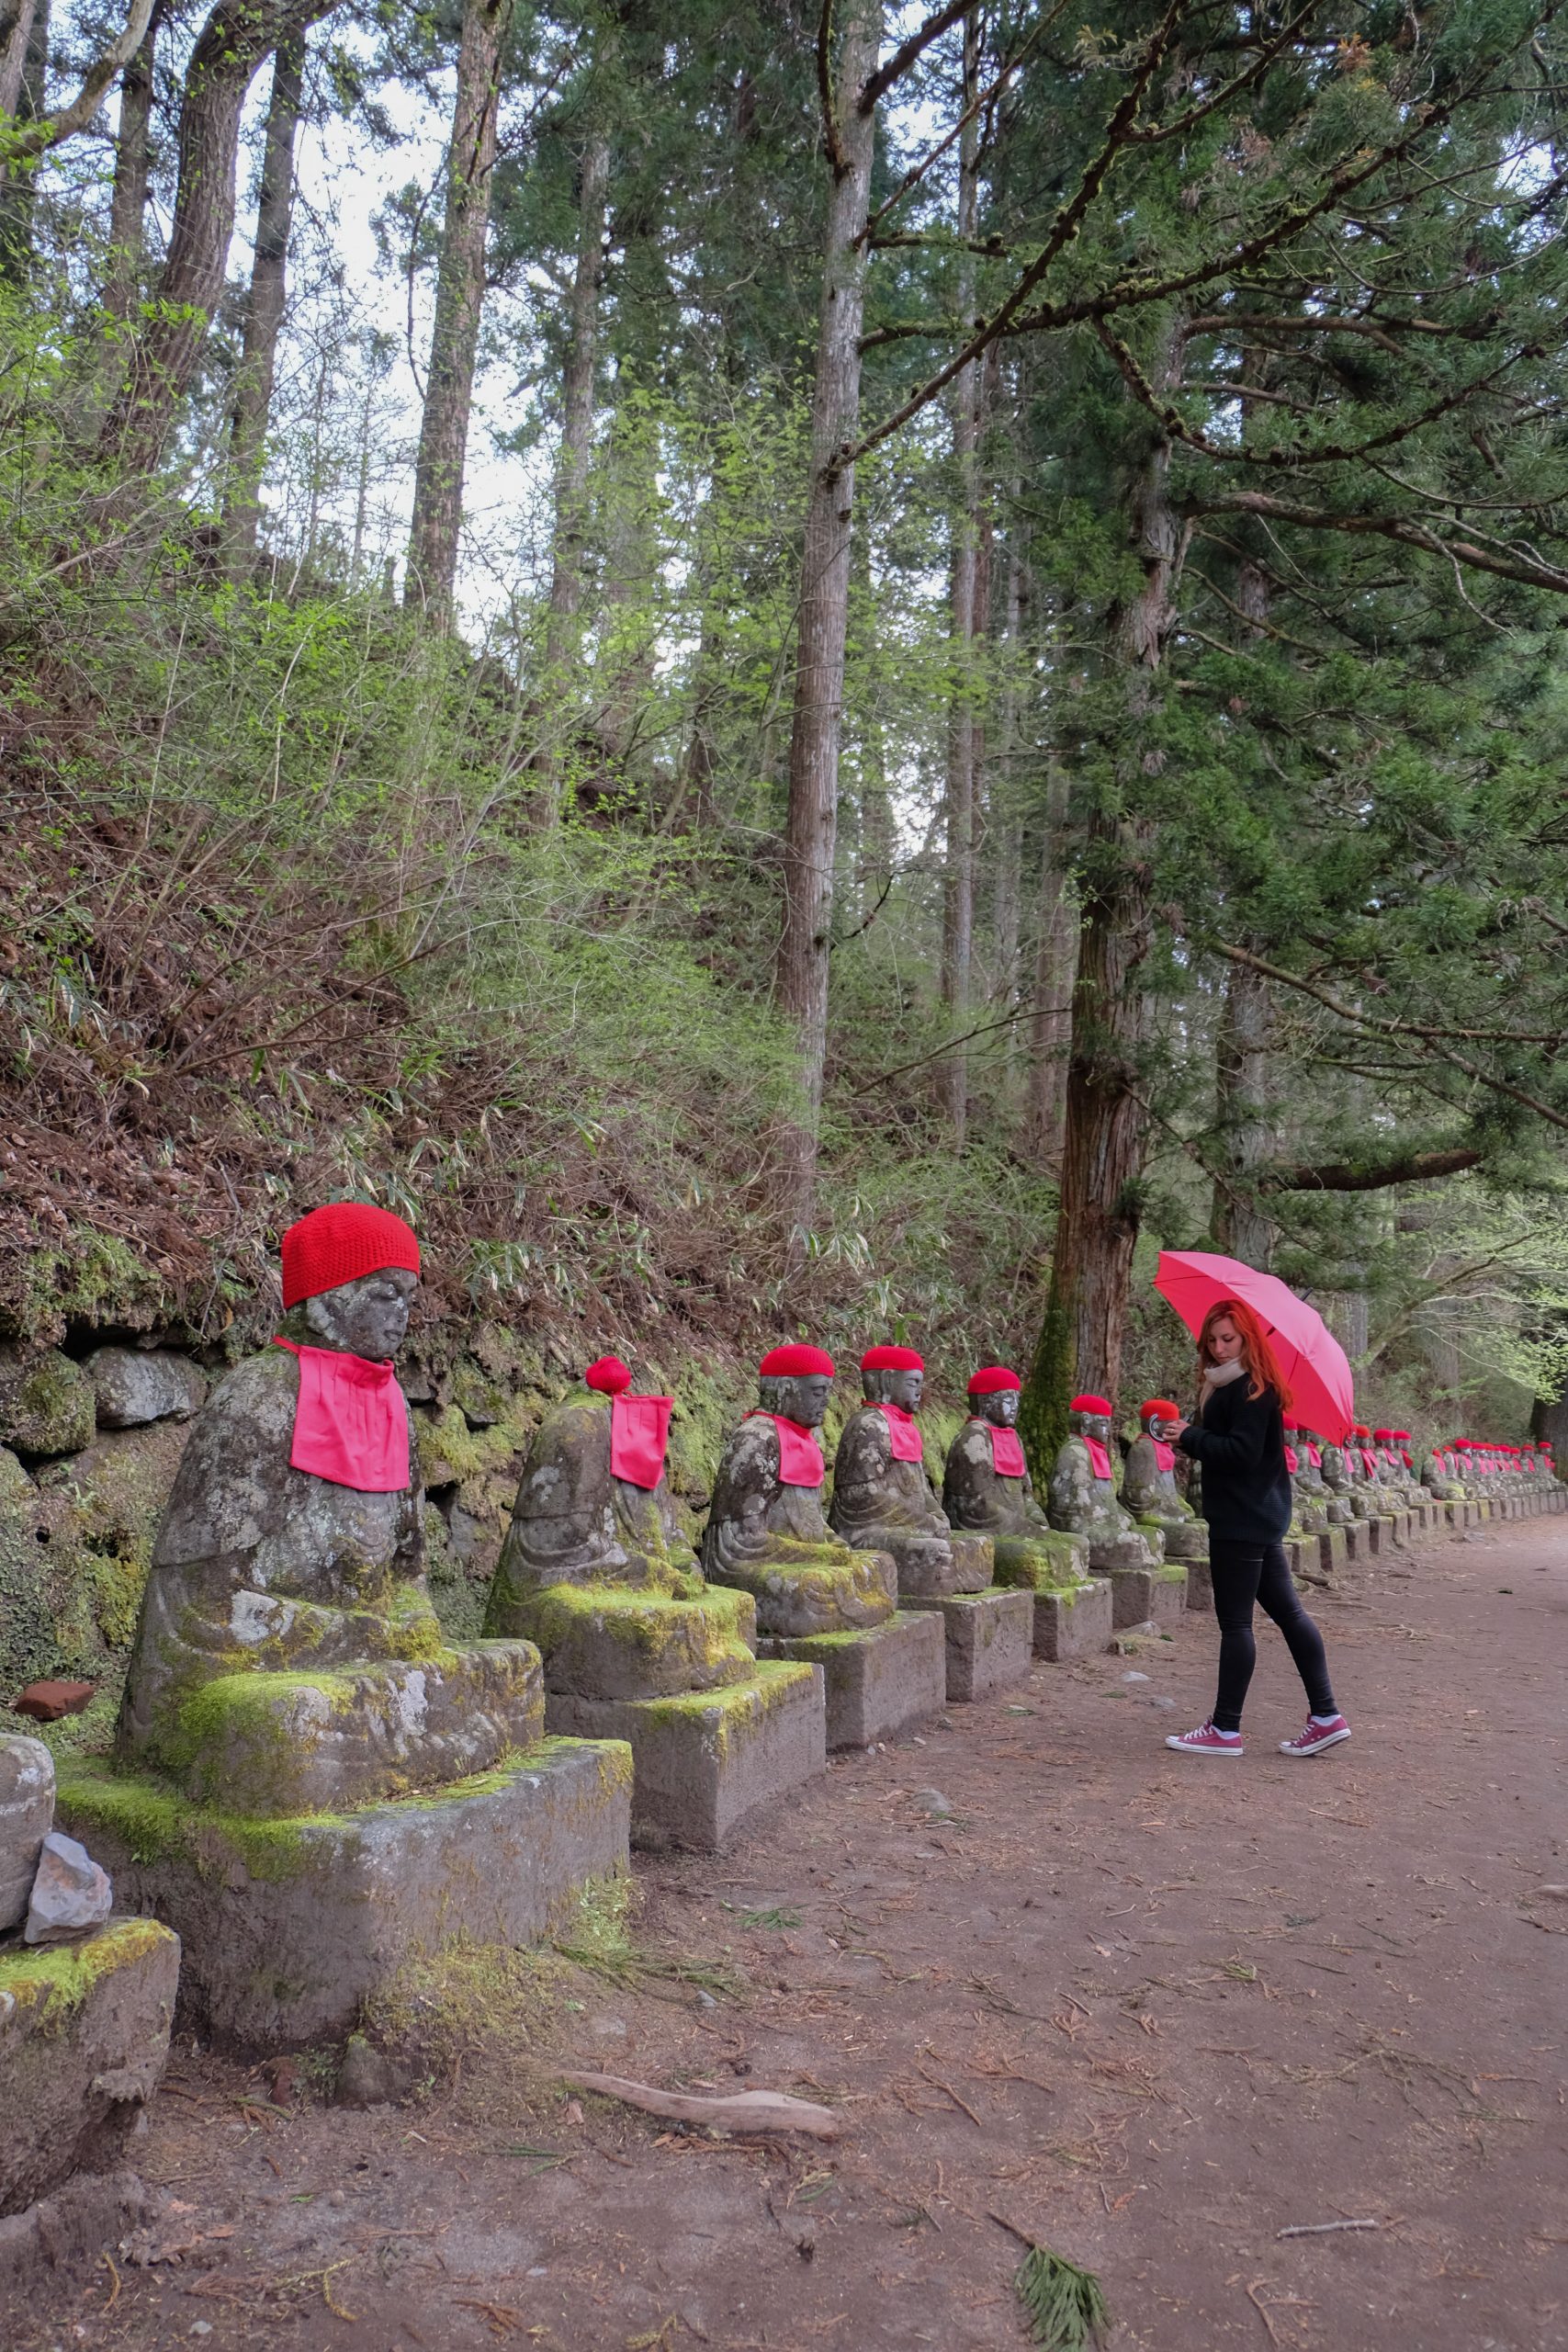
xmin=1154 ymin=1250 xmax=1356 ymax=1443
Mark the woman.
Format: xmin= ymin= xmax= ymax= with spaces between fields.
xmin=1165 ymin=1299 xmax=1350 ymax=1758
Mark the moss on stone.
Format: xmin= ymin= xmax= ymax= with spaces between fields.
xmin=520 ymin=1579 xmax=754 ymax=1683
xmin=0 ymin=1916 xmax=175 ymax=2030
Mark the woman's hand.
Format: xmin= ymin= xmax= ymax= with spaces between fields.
xmin=1171 ymin=1418 xmax=1190 ymax=1438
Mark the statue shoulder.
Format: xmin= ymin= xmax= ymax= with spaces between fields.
xmin=516 ymin=1391 xmax=609 ymax=1514
xmin=716 ymin=1415 xmax=778 ymax=1483
xmin=950 ymin=1421 xmax=991 ymax=1467
xmin=835 ymin=1405 xmax=887 ymax=1459
xmin=152 ymin=1348 xmax=299 ymax=1566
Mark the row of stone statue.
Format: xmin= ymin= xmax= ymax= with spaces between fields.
xmin=54 ymin=1205 xmax=1562 ymax=2050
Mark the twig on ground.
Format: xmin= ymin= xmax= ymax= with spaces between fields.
xmin=1277 ymin=2218 xmax=1382 ymax=2238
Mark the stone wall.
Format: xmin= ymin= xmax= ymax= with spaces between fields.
xmin=0 ymin=1321 xmax=972 ymax=1736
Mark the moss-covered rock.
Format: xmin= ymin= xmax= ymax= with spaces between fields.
xmin=0 ymin=1345 xmax=95 ymax=1460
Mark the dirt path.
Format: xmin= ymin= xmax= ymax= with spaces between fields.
xmin=9 ymin=1516 xmax=1568 ymax=2352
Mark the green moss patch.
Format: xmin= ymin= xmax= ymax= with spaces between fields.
xmin=0 ymin=1915 xmax=175 ymax=2029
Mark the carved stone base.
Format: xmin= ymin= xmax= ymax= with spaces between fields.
xmin=1136 ymin=1517 xmax=1207 ymax=1564
xmin=1185 ymin=1557 xmax=1212 ymax=1612
xmin=763 ymin=1612 xmax=944 ymax=1750
xmin=547 ymin=1662 xmax=824 ymax=1851
xmin=1028 ymin=1577 xmax=1114 ymax=1662
xmin=56 ymin=1740 xmax=631 ymax=2049
xmin=1 ymin=1917 xmax=179 ymax=2217
xmin=1317 ymin=1525 xmax=1348 ymax=1579
xmin=903 ymin=1589 xmax=1033 ymax=1702
xmin=1085 ymin=1529 xmax=1165 ymax=1577
xmin=1108 ymin=1562 xmax=1187 ymax=1631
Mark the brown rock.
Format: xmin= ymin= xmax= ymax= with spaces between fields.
xmin=12 ymin=1679 xmax=96 ymax=1723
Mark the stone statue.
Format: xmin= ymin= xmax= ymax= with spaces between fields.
xmin=1298 ymin=1429 xmax=1351 ymax=1525
xmin=1047 ymin=1394 xmax=1164 ymax=1574
xmin=1282 ymin=1417 xmax=1328 ymax=1533
xmin=1121 ymin=1399 xmax=1208 ymax=1562
xmin=702 ymin=1346 xmax=897 ymax=1635
xmin=942 ymin=1367 xmax=1091 ymax=1588
xmin=116 ymin=1202 xmax=543 ymax=1815
xmin=486 ymin=1355 xmax=755 ymax=1699
xmin=1373 ymin=1428 xmax=1419 ymax=1506
xmin=1318 ymin=1435 xmax=1362 ymax=1521
xmin=1421 ymin=1440 xmax=1465 ymax=1503
xmin=484 ymin=1352 xmax=829 ymax=1844
xmin=829 ymin=1348 xmax=991 ymax=1598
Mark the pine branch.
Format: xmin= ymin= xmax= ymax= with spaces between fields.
xmin=859 ymin=0 xmax=976 ymax=115
xmin=1259 ymin=1148 xmax=1484 ymax=1193
xmin=991 ymin=2217 xmax=1110 ymax=2351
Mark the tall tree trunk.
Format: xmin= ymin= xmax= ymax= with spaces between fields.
xmin=1021 ymin=753 xmax=1076 ymax=1163
xmin=1021 ymin=346 xmax=1181 ymax=1476
xmin=221 ymin=28 xmax=304 ymax=571
xmin=852 ymin=511 xmax=892 ymax=914
xmin=0 ymin=0 xmax=47 ymax=279
xmin=991 ymin=541 xmax=1024 ymax=1070
xmin=1210 ymin=956 xmax=1275 ymax=1264
xmin=939 ymin=11 xmax=983 ymax=1143
xmin=404 ymin=0 xmax=513 ymax=624
xmin=101 ymin=0 xmax=161 ymax=320
xmin=96 ymin=0 xmax=336 ymax=482
xmin=0 ymin=0 xmax=39 ymax=123
xmin=774 ymin=0 xmax=882 ymax=1241
xmin=541 ymin=126 xmax=611 ymax=706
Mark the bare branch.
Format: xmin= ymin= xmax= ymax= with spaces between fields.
xmin=4 ymin=0 xmax=158 ymax=162
xmin=1260 ymin=1148 xmax=1485 ymax=1193
xmin=859 ymin=0 xmax=975 ymax=115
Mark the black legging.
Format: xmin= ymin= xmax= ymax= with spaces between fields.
xmin=1208 ymin=1539 xmax=1336 ymax=1734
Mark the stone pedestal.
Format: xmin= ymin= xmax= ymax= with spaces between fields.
xmin=1185 ymin=1557 xmax=1213 ymax=1612
xmin=1317 ymin=1525 xmax=1348 ymax=1578
xmin=547 ymin=1660 xmax=823 ymax=1850
xmin=1 ymin=1917 xmax=179 ymax=2218
xmin=1107 ymin=1561 xmax=1187 ymax=1632
xmin=905 ymin=1589 xmax=1033 ymax=1702
xmin=1027 ymin=1577 xmax=1114 ymax=1662
xmin=764 ymin=1612 xmax=944 ymax=1750
xmin=57 ymin=1740 xmax=631 ymax=2048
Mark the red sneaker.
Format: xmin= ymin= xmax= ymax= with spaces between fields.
xmin=1166 ymin=1721 xmax=1243 ymax=1756
xmin=1279 ymin=1714 xmax=1351 ymax=1758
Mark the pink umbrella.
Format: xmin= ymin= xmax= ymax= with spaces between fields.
xmin=1154 ymin=1250 xmax=1356 ymax=1443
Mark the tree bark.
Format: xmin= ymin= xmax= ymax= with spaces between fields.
xmin=404 ymin=0 xmax=513 ymax=625
xmin=775 ymin=0 xmax=882 ymax=1241
xmin=852 ymin=514 xmax=893 ymax=914
xmin=96 ymin=0 xmax=337 ymax=482
xmin=221 ymin=28 xmax=304 ymax=571
xmin=939 ymin=10 xmax=983 ymax=1143
xmin=101 ymin=0 xmax=161 ymax=321
xmin=1021 ymin=753 xmax=1076 ymax=1163
xmin=541 ymin=126 xmax=611 ymax=706
xmin=1021 ymin=336 xmax=1181 ymax=1476
xmin=0 ymin=0 xmax=46 ymax=278
xmin=1210 ymin=955 xmax=1275 ymax=1265
xmin=1261 ymin=1147 xmax=1483 ymax=1193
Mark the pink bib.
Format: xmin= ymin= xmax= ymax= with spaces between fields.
xmin=878 ymin=1402 xmax=926 ymax=1463
xmin=1151 ymin=1439 xmax=1175 ymax=1474
xmin=1360 ymin=1448 xmax=1378 ymax=1476
xmin=273 ymin=1339 xmax=409 ymax=1493
xmin=610 ymin=1394 xmax=672 ymax=1490
xmin=1284 ymin=1445 xmax=1299 ymax=1475
xmin=749 ymin=1411 xmax=824 ymax=1488
xmin=1084 ymin=1435 xmax=1112 ymax=1482
xmin=987 ymin=1424 xmax=1026 ymax=1478
xmin=1306 ymin=1444 xmax=1322 ymax=1468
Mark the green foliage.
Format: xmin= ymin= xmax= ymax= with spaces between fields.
xmin=1013 ymin=2241 xmax=1111 ymax=2352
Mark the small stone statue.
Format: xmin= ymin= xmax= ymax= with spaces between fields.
xmin=829 ymin=1347 xmax=991 ymax=1598
xmin=1318 ymin=1435 xmax=1361 ymax=1520
xmin=1373 ymin=1427 xmax=1419 ymax=1506
xmin=1121 ymin=1399 xmax=1209 ymax=1562
xmin=117 ymin=1203 xmax=542 ymax=1815
xmin=702 ymin=1345 xmax=897 ymax=1635
xmin=1282 ymin=1416 xmax=1328 ymax=1533
xmin=1421 ymin=1440 xmax=1465 ymax=1503
xmin=486 ymin=1354 xmax=755 ymax=1698
xmin=1338 ymin=1425 xmax=1381 ymax=1519
xmin=1047 ymin=1393 xmax=1164 ymax=1574
xmin=942 ymin=1366 xmax=1090 ymax=1588
xmin=1288 ymin=1423 xmax=1342 ymax=1525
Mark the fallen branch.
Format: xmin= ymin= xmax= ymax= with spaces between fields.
xmin=1276 ymin=2218 xmax=1382 ymax=2238
xmin=563 ymin=2072 xmax=843 ymax=2140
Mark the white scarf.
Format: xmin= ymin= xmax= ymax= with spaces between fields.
xmin=1198 ymin=1357 xmax=1247 ymax=1418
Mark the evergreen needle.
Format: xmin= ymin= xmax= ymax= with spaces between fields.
xmin=997 ymin=2223 xmax=1110 ymax=2352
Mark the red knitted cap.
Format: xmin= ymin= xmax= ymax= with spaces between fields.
xmin=1143 ymin=1398 xmax=1180 ymax=1420
xmin=280 ymin=1202 xmax=420 ymax=1309
xmin=861 ymin=1344 xmax=924 ymax=1373
xmin=1373 ymin=1426 xmax=1395 ymax=1441
xmin=760 ymin=1343 xmax=835 ymax=1378
xmin=968 ymin=1366 xmax=1021 ymax=1396
xmin=585 ymin=1355 xmax=632 ymax=1395
xmin=1070 ymin=1393 xmax=1113 ymax=1416
xmin=1282 ymin=1413 xmax=1300 ymax=1430
xmin=1353 ymin=1424 xmax=1371 ymax=1438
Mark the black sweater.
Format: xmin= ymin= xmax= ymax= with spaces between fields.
xmin=1177 ymin=1375 xmax=1292 ymax=1545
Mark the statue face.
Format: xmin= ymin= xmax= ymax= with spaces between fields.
xmin=764 ymin=1372 xmax=831 ymax=1429
xmin=1143 ymin=1412 xmax=1179 ymax=1443
xmin=867 ymin=1367 xmax=923 ymax=1411
xmin=976 ymin=1390 xmax=1019 ymax=1428
xmin=1072 ymin=1409 xmax=1111 ymax=1446
xmin=303 ymin=1268 xmax=417 ymax=1361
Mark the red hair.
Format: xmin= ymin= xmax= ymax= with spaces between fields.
xmin=1196 ymin=1298 xmax=1293 ymax=1410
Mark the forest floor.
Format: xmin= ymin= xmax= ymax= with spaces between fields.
xmin=7 ymin=1514 xmax=1568 ymax=2352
